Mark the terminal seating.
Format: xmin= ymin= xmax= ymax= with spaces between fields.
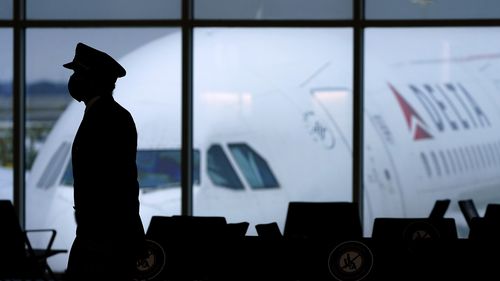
xmin=0 ymin=200 xmax=67 ymax=281
xmin=428 ymin=198 xmax=451 ymax=219
xmin=283 ymin=201 xmax=366 ymax=280
xmin=458 ymin=199 xmax=480 ymax=229
xmin=457 ymin=199 xmax=500 ymax=240
xmin=226 ymin=221 xmax=250 ymax=238
xmin=371 ymin=217 xmax=458 ymax=241
xmin=467 ymin=203 xmax=500 ymax=240
xmin=146 ymin=215 xmax=229 ymax=241
xmin=255 ymin=222 xmax=282 ymax=239
xmin=457 ymin=201 xmax=500 ymax=279
xmin=144 ymin=215 xmax=284 ymax=280
xmin=366 ymin=200 xmax=500 ymax=280
xmin=144 ymin=215 xmax=232 ymax=280
xmin=138 ymin=201 xmax=500 ymax=280
xmin=484 ymin=203 xmax=500 ymax=221
xmin=143 ymin=202 xmax=366 ymax=280
xmin=370 ymin=201 xmax=460 ymax=281
xmin=283 ymin=201 xmax=362 ymax=240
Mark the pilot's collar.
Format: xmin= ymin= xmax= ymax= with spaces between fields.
xmin=85 ymin=96 xmax=101 ymax=113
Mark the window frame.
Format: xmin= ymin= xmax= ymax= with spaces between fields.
xmin=2 ymin=0 xmax=499 ymax=228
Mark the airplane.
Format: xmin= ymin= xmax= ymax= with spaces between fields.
xmin=20 ymin=27 xmax=500 ymax=272
xmin=0 ymin=167 xmax=12 ymax=199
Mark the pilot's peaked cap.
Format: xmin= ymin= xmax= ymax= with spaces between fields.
xmin=63 ymin=42 xmax=126 ymax=79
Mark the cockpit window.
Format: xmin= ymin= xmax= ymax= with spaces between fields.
xmin=60 ymin=160 xmax=73 ymax=187
xmin=137 ymin=150 xmax=200 ymax=190
xmin=207 ymin=144 xmax=244 ymax=190
xmin=228 ymin=143 xmax=279 ymax=189
xmin=37 ymin=141 xmax=71 ymax=189
xmin=60 ymin=149 xmax=200 ymax=190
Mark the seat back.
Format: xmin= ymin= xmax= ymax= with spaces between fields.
xmin=0 ymin=200 xmax=31 ymax=272
xmin=146 ymin=215 xmax=228 ymax=242
xmin=0 ymin=200 xmax=65 ymax=281
xmin=371 ymin=217 xmax=458 ymax=241
xmin=255 ymin=222 xmax=283 ymax=239
xmin=484 ymin=203 xmax=500 ymax=221
xmin=429 ymin=199 xmax=451 ymax=219
xmin=226 ymin=221 xmax=249 ymax=238
xmin=283 ymin=201 xmax=362 ymax=241
xmin=468 ymin=203 xmax=500 ymax=240
xmin=458 ymin=199 xmax=480 ymax=227
xmin=144 ymin=215 xmax=230 ymax=280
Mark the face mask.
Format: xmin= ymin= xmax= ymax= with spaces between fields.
xmin=68 ymin=73 xmax=89 ymax=102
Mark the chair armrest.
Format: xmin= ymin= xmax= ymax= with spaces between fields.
xmin=24 ymin=229 xmax=57 ymax=254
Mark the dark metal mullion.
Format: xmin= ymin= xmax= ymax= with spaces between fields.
xmin=13 ymin=19 xmax=184 ymax=28
xmin=0 ymin=21 xmax=14 ymax=27
xmin=8 ymin=19 xmax=355 ymax=28
xmin=13 ymin=0 xmax=26 ymax=229
xmin=190 ymin=19 xmax=500 ymax=27
xmin=181 ymin=0 xmax=193 ymax=216
xmin=353 ymin=0 xmax=364 ymax=227
xmin=192 ymin=19 xmax=354 ymax=27
xmin=7 ymin=19 xmax=500 ymax=29
xmin=364 ymin=19 xmax=500 ymax=27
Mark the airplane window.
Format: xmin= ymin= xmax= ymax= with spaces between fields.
xmin=61 ymin=149 xmax=200 ymax=190
xmin=207 ymin=144 xmax=244 ymax=190
xmin=37 ymin=141 xmax=71 ymax=189
xmin=137 ymin=149 xmax=200 ymax=190
xmin=60 ymin=160 xmax=73 ymax=186
xmin=228 ymin=143 xmax=279 ymax=189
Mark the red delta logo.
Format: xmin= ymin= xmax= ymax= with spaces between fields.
xmin=388 ymin=83 xmax=433 ymax=141
xmin=387 ymin=82 xmax=490 ymax=141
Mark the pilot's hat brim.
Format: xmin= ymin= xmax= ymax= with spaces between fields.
xmin=63 ymin=42 xmax=126 ymax=78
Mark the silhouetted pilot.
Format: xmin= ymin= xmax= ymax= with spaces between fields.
xmin=63 ymin=43 xmax=145 ymax=281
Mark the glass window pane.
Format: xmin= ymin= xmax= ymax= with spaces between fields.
xmin=0 ymin=28 xmax=12 ymax=200
xmin=194 ymin=28 xmax=353 ymax=234
xmin=0 ymin=0 xmax=12 ymax=19
xmin=228 ymin=143 xmax=279 ymax=189
xmin=195 ymin=0 xmax=352 ymax=20
xmin=207 ymin=144 xmax=244 ymax=190
xmin=27 ymin=0 xmax=180 ymax=19
xmin=61 ymin=150 xmax=201 ymax=189
xmin=25 ymin=28 xmax=180 ymax=273
xmin=366 ymin=0 xmax=500 ymax=20
xmin=364 ymin=27 xmax=500 ymax=238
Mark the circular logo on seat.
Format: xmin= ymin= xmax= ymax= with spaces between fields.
xmin=403 ymin=221 xmax=439 ymax=241
xmin=328 ymin=241 xmax=373 ymax=281
xmin=134 ymin=239 xmax=166 ymax=281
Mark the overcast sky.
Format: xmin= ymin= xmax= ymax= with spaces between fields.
xmin=27 ymin=28 xmax=176 ymax=83
xmin=0 ymin=28 xmax=174 ymax=83
xmin=1 ymin=0 xmax=498 ymax=20
xmin=0 ymin=29 xmax=12 ymax=82
xmin=2 ymin=0 xmax=500 ymax=83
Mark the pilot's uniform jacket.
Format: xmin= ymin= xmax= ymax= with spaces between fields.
xmin=67 ymin=94 xmax=145 ymax=279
